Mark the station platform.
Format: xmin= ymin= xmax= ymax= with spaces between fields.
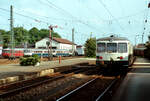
xmin=111 ymin=57 xmax=150 ymax=101
xmin=111 ymin=73 xmax=150 ymax=101
xmin=131 ymin=57 xmax=150 ymax=68
xmin=0 ymin=58 xmax=96 ymax=85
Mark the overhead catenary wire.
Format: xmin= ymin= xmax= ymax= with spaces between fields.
xmin=97 ymin=0 xmax=124 ymax=31
xmin=14 ymin=7 xmax=78 ymax=23
xmin=0 ymin=7 xmax=48 ymax=24
xmin=0 ymin=5 xmax=146 ymax=32
xmin=44 ymin=0 xmax=106 ymax=46
xmin=141 ymin=1 xmax=150 ymax=43
xmin=0 ymin=1 xmax=148 ymax=46
xmin=43 ymin=0 xmax=104 ymax=33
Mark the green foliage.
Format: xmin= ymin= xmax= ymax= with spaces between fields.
xmin=52 ymin=31 xmax=61 ymax=38
xmin=20 ymin=55 xmax=40 ymax=66
xmin=28 ymin=27 xmax=40 ymax=44
xmin=32 ymin=54 xmax=40 ymax=62
xmin=0 ymin=30 xmax=10 ymax=48
xmin=85 ymin=37 xmax=96 ymax=57
xmin=14 ymin=27 xmax=29 ymax=46
xmin=0 ymin=27 xmax=61 ymax=48
xmin=28 ymin=28 xmax=61 ymax=44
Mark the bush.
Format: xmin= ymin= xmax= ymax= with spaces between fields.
xmin=20 ymin=55 xmax=40 ymax=66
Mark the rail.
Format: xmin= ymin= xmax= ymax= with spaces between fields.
xmin=56 ymin=77 xmax=117 ymax=101
xmin=0 ymin=66 xmax=94 ymax=98
xmin=95 ymin=79 xmax=117 ymax=101
xmin=56 ymin=78 xmax=97 ymax=101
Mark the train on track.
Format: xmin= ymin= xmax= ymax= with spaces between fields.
xmin=2 ymin=48 xmax=73 ymax=58
xmin=96 ymin=35 xmax=134 ymax=67
xmin=24 ymin=49 xmax=73 ymax=57
xmin=2 ymin=48 xmax=24 ymax=58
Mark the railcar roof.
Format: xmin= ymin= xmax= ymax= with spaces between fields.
xmin=97 ymin=36 xmax=129 ymax=41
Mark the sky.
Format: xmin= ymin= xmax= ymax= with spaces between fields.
xmin=0 ymin=0 xmax=150 ymax=45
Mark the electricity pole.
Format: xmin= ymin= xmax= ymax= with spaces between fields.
xmin=48 ymin=25 xmax=52 ymax=61
xmin=142 ymin=33 xmax=144 ymax=43
xmin=48 ymin=25 xmax=58 ymax=61
xmin=72 ymin=28 xmax=74 ymax=56
xmin=135 ymin=35 xmax=139 ymax=47
xmin=0 ymin=32 xmax=2 ymax=44
xmin=10 ymin=5 xmax=14 ymax=59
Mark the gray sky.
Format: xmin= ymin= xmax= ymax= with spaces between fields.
xmin=0 ymin=0 xmax=150 ymax=45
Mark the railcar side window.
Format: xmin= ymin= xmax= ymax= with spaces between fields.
xmin=97 ymin=43 xmax=106 ymax=52
xmin=118 ymin=43 xmax=127 ymax=53
xmin=107 ymin=43 xmax=117 ymax=53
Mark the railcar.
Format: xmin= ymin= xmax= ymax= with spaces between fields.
xmin=2 ymin=48 xmax=24 ymax=58
xmin=96 ymin=35 xmax=134 ymax=67
xmin=134 ymin=47 xmax=146 ymax=57
xmin=76 ymin=45 xmax=85 ymax=56
xmin=24 ymin=49 xmax=72 ymax=57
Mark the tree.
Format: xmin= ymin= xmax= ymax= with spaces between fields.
xmin=28 ymin=28 xmax=61 ymax=44
xmin=14 ymin=27 xmax=29 ymax=46
xmin=28 ymin=27 xmax=39 ymax=44
xmin=39 ymin=29 xmax=61 ymax=38
xmin=0 ymin=29 xmax=10 ymax=48
xmin=85 ymin=37 xmax=96 ymax=57
xmin=39 ymin=29 xmax=49 ymax=39
xmin=52 ymin=31 xmax=61 ymax=38
xmin=0 ymin=27 xmax=61 ymax=48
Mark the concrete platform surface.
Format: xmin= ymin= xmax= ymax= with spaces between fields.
xmin=0 ymin=58 xmax=95 ymax=84
xmin=0 ymin=58 xmax=95 ymax=78
xmin=111 ymin=73 xmax=150 ymax=101
xmin=131 ymin=57 xmax=150 ymax=68
xmin=111 ymin=57 xmax=150 ymax=101
xmin=134 ymin=57 xmax=150 ymax=64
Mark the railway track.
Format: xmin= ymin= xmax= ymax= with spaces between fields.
xmin=54 ymin=63 xmax=132 ymax=101
xmin=56 ymin=77 xmax=117 ymax=101
xmin=0 ymin=65 xmax=96 ymax=99
xmin=0 ymin=64 xmax=130 ymax=101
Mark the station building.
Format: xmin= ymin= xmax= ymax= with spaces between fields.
xmin=0 ymin=45 xmax=2 ymax=56
xmin=35 ymin=37 xmax=76 ymax=51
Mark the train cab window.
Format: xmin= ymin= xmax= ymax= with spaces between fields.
xmin=118 ymin=43 xmax=127 ymax=53
xmin=97 ymin=43 xmax=106 ymax=52
xmin=107 ymin=43 xmax=117 ymax=53
xmin=3 ymin=50 xmax=10 ymax=53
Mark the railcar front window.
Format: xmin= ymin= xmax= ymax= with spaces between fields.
xmin=118 ymin=43 xmax=127 ymax=53
xmin=97 ymin=43 xmax=106 ymax=52
xmin=107 ymin=43 xmax=117 ymax=53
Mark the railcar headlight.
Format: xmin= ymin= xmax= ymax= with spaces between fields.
xmin=99 ymin=56 xmax=103 ymax=59
xmin=120 ymin=56 xmax=123 ymax=59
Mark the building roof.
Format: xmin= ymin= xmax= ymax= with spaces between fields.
xmin=52 ymin=37 xmax=75 ymax=45
xmin=36 ymin=37 xmax=76 ymax=45
xmin=77 ymin=45 xmax=84 ymax=48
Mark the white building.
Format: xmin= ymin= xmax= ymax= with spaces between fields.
xmin=0 ymin=45 xmax=2 ymax=56
xmin=35 ymin=37 xmax=76 ymax=51
xmin=76 ymin=45 xmax=85 ymax=55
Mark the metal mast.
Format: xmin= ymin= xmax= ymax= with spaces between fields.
xmin=72 ymin=28 xmax=74 ymax=56
xmin=10 ymin=5 xmax=14 ymax=59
